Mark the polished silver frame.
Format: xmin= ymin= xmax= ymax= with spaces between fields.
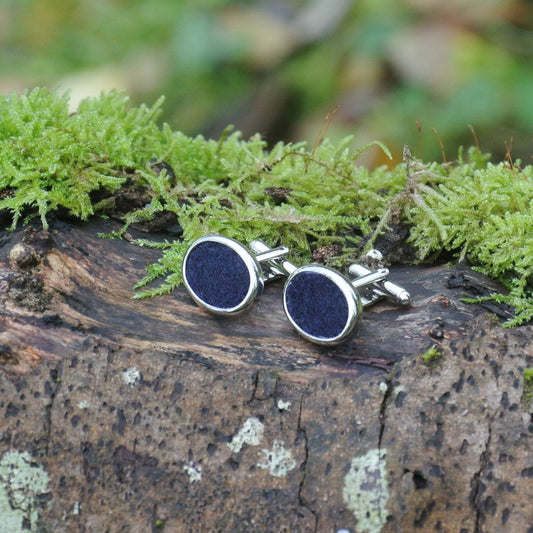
xmin=283 ymin=265 xmax=363 ymax=346
xmin=182 ymin=235 xmax=264 ymax=316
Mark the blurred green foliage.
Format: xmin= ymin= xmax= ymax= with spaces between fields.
xmin=0 ymin=0 xmax=532 ymax=164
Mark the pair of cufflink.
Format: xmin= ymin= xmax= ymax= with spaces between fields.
xmin=182 ymin=235 xmax=411 ymax=346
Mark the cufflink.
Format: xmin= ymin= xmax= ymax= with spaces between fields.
xmin=282 ymin=252 xmax=411 ymax=346
xmin=247 ymin=242 xmax=410 ymax=345
xmin=182 ymin=235 xmax=289 ymax=316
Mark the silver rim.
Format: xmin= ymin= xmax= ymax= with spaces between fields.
xmin=182 ymin=235 xmax=263 ymax=316
xmin=283 ymin=265 xmax=362 ymax=345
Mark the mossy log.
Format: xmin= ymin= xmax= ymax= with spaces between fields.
xmin=1 ymin=220 xmax=532 ymax=533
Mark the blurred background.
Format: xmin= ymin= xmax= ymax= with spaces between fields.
xmin=1 ymin=0 xmax=532 ymax=167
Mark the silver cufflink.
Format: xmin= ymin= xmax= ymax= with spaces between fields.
xmin=182 ymin=235 xmax=411 ymax=345
xmin=248 ymin=241 xmax=410 ymax=345
xmin=249 ymin=243 xmax=409 ymax=345
xmin=182 ymin=235 xmax=290 ymax=316
xmin=283 ymin=265 xmax=409 ymax=346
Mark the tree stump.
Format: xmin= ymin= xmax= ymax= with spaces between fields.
xmin=1 ymin=220 xmax=532 ymax=532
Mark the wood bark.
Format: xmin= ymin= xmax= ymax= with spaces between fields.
xmin=0 ymin=220 xmax=532 ymax=532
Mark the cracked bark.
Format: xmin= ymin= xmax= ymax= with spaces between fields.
xmin=1 ymin=220 xmax=532 ymax=532
xmin=471 ymin=417 xmax=494 ymax=533
xmin=41 ymin=361 xmax=63 ymax=456
xmin=296 ymin=394 xmax=318 ymax=533
xmin=378 ymin=377 xmax=393 ymax=451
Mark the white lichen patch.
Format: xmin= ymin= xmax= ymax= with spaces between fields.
xmin=343 ymin=448 xmax=389 ymax=533
xmin=0 ymin=450 xmax=50 ymax=532
xmin=77 ymin=399 xmax=89 ymax=410
xmin=277 ymin=399 xmax=291 ymax=411
xmin=257 ymin=440 xmax=297 ymax=478
xmin=183 ymin=461 xmax=202 ymax=483
xmin=0 ymin=484 xmax=26 ymax=533
xmin=393 ymin=385 xmax=405 ymax=397
xmin=122 ymin=367 xmax=141 ymax=387
xmin=228 ymin=417 xmax=264 ymax=453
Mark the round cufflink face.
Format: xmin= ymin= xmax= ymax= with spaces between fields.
xmin=283 ymin=265 xmax=362 ymax=345
xmin=182 ymin=235 xmax=264 ymax=316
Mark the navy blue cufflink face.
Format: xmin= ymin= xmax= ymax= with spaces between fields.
xmin=183 ymin=235 xmax=264 ymax=315
xmin=283 ymin=265 xmax=362 ymax=345
xmin=183 ymin=235 xmax=290 ymax=316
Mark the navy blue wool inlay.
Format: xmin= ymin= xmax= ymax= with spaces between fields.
xmin=185 ymin=242 xmax=251 ymax=309
xmin=285 ymin=271 xmax=349 ymax=339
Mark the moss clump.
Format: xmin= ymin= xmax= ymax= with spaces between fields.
xmin=0 ymin=88 xmax=166 ymax=229
xmin=523 ymin=368 xmax=533 ymax=407
xmin=1 ymin=88 xmax=532 ymax=326
xmin=420 ymin=346 xmax=444 ymax=366
xmin=395 ymin=147 xmax=533 ymax=327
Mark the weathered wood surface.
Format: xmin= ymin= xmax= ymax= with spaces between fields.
xmin=1 ymin=220 xmax=532 ymax=532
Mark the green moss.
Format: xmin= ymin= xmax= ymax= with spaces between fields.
xmin=421 ymin=346 xmax=443 ymax=366
xmin=0 ymin=88 xmax=166 ymax=229
xmin=1 ymin=88 xmax=532 ymax=326
xmin=523 ymin=368 xmax=533 ymax=407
